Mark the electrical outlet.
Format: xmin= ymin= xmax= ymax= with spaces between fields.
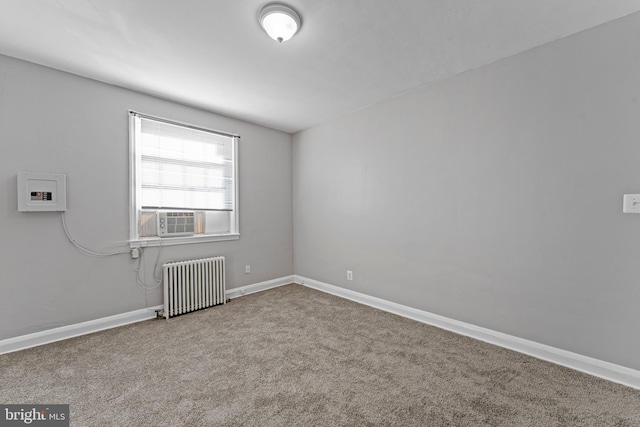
xmin=245 ymin=265 xmax=251 ymax=274
xmin=347 ymin=270 xmax=353 ymax=280
xmin=623 ymin=194 xmax=640 ymax=213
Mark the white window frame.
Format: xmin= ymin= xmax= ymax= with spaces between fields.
xmin=128 ymin=111 xmax=239 ymax=248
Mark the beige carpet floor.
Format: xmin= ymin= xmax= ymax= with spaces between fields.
xmin=1 ymin=284 xmax=638 ymax=426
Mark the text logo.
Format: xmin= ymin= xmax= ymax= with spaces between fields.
xmin=0 ymin=405 xmax=68 ymax=426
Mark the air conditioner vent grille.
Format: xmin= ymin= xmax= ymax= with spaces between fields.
xmin=157 ymin=211 xmax=195 ymax=237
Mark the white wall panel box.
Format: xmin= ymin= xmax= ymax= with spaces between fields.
xmin=17 ymin=172 xmax=67 ymax=212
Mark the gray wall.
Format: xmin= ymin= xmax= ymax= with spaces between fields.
xmin=0 ymin=54 xmax=293 ymax=340
xmin=293 ymin=13 xmax=640 ymax=370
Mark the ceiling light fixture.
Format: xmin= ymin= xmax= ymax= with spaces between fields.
xmin=259 ymin=3 xmax=301 ymax=43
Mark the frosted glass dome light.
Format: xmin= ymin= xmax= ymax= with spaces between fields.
xmin=259 ymin=3 xmax=301 ymax=43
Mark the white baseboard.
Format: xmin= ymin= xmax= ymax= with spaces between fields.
xmin=0 ymin=305 xmax=163 ymax=355
xmin=226 ymin=275 xmax=294 ymax=300
xmin=294 ymin=275 xmax=640 ymax=390
xmin=0 ymin=275 xmax=294 ymax=356
xmin=6 ymin=274 xmax=637 ymax=390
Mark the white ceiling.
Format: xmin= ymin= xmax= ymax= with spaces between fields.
xmin=1 ymin=1 xmax=639 ymax=133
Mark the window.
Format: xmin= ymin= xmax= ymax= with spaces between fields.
xmin=129 ymin=111 xmax=239 ymax=246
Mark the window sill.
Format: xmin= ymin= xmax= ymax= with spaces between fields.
xmin=129 ymin=233 xmax=239 ymax=248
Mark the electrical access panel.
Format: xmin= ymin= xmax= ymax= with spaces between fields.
xmin=17 ymin=172 xmax=67 ymax=212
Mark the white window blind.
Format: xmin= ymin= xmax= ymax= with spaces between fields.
xmin=133 ymin=114 xmax=237 ymax=211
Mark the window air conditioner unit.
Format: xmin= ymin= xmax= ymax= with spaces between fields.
xmin=157 ymin=211 xmax=195 ymax=237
